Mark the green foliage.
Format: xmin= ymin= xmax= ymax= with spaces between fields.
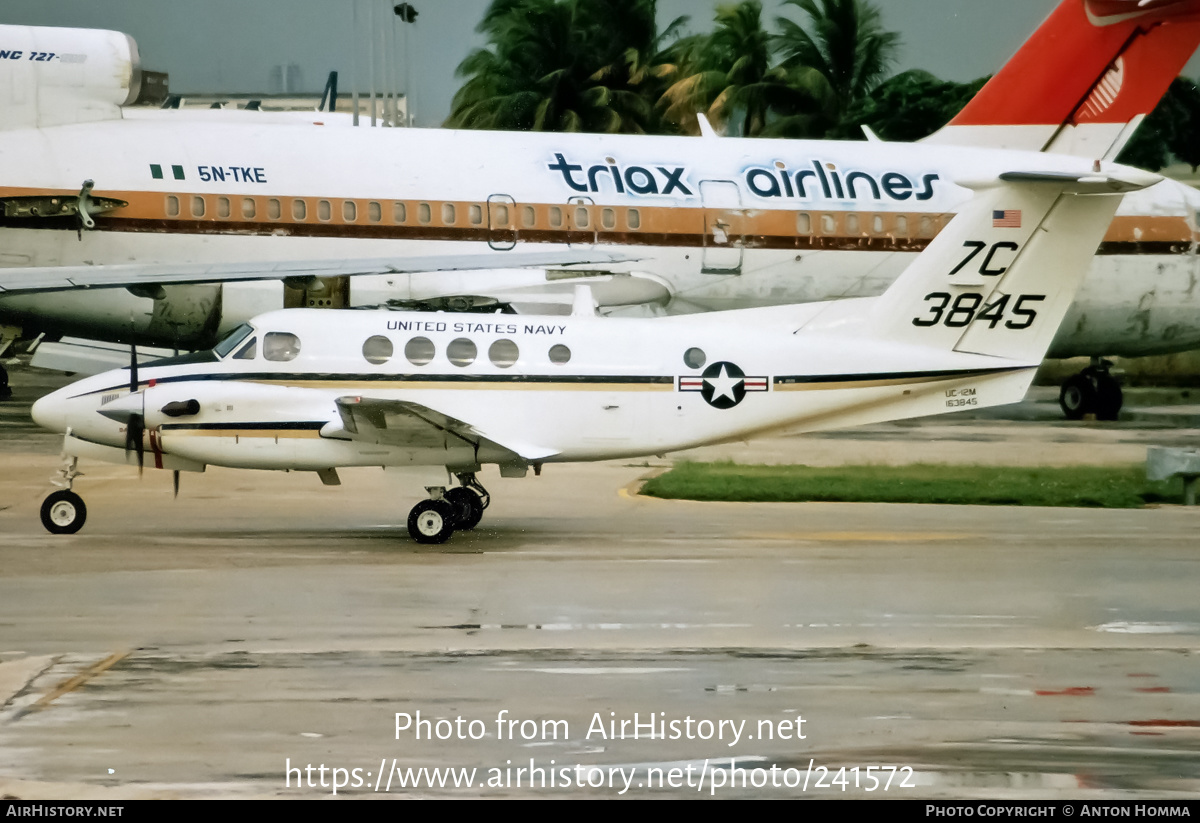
xmin=641 ymin=462 xmax=1179 ymax=508
xmin=1117 ymin=77 xmax=1200 ymax=171
xmin=445 ymin=0 xmax=686 ymax=133
xmin=836 ymin=70 xmax=987 ymax=141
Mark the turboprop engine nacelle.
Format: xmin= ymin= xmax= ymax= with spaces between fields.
xmin=0 ymin=24 xmax=142 ymax=130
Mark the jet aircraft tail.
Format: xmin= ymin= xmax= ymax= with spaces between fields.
xmin=922 ymin=0 xmax=1200 ymax=159
xmin=864 ymin=163 xmax=1161 ymax=364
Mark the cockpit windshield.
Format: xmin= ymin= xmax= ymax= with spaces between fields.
xmin=213 ymin=323 xmax=255 ymax=359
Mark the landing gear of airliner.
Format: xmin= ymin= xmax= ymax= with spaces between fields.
xmin=406 ymin=474 xmax=491 ymax=543
xmin=0 ymin=364 xmax=10 ymax=401
xmin=1059 ymin=358 xmax=1123 ymax=421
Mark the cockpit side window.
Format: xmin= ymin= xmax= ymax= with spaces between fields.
xmin=233 ymin=338 xmax=258 ymax=360
xmin=213 ymin=323 xmax=254 ymax=358
xmin=263 ymin=332 xmax=301 ymax=362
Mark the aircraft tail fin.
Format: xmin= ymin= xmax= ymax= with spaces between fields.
xmin=867 ymin=163 xmax=1160 ymax=363
xmin=922 ymin=0 xmax=1200 ymax=159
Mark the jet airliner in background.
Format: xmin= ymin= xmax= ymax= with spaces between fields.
xmin=2 ymin=0 xmax=1200 ymax=420
xmin=30 ymin=160 xmax=1158 ymax=540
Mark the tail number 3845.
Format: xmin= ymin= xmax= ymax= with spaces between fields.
xmin=912 ymin=293 xmax=1045 ymax=329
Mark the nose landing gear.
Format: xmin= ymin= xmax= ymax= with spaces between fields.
xmin=41 ymin=450 xmax=87 ymax=534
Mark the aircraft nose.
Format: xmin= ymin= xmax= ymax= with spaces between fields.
xmin=31 ymin=390 xmax=67 ymax=434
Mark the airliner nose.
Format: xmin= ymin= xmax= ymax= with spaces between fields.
xmin=31 ymin=390 xmax=67 ymax=434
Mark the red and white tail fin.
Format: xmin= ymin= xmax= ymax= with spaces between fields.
xmin=923 ymin=0 xmax=1200 ymax=159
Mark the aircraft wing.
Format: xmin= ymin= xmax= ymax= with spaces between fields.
xmin=330 ymin=395 xmax=560 ymax=463
xmin=0 ymin=250 xmax=641 ymax=294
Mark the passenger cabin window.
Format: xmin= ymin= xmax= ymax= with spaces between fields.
xmin=442 ymin=203 xmax=457 ymax=224
xmin=684 ymin=347 xmax=706 ymax=369
xmin=268 ymin=199 xmax=282 ymax=220
xmin=405 ymin=336 xmax=435 ymax=366
xmin=362 ymin=335 xmax=393 ymax=365
xmin=549 ymin=344 xmax=571 ymax=365
xmin=627 ymin=208 xmax=641 ymax=230
xmin=292 ymin=199 xmax=307 ymax=221
xmin=317 ymin=200 xmax=332 ymax=222
xmin=368 ymin=202 xmax=382 ymax=222
xmin=418 ymin=203 xmax=432 ymax=224
xmin=549 ymin=207 xmax=563 ymax=228
xmin=574 ymin=207 xmax=590 ymax=229
xmin=166 ymin=196 xmax=180 ymax=217
xmin=845 ymin=214 xmax=859 ymax=234
xmin=522 ymin=206 xmax=536 ymax=227
xmin=191 ymin=196 xmax=206 ymax=218
xmin=242 ymin=197 xmax=257 ymax=219
xmin=217 ymin=197 xmax=231 ymax=219
xmin=601 ymin=208 xmax=615 ymax=230
xmin=263 ymin=332 xmax=301 ymax=362
xmin=488 ymin=339 xmax=519 ymax=368
xmin=343 ymin=200 xmax=357 ymax=222
xmin=494 ymin=204 xmax=509 ymax=225
xmin=872 ymin=214 xmax=885 ymax=234
xmin=821 ymin=214 xmax=836 ymax=234
xmin=447 ymin=338 xmax=477 ymax=367
xmin=394 ymin=202 xmax=406 ymax=223
xmin=469 ymin=204 xmax=483 ymax=225
xmin=796 ymin=212 xmax=811 ymax=234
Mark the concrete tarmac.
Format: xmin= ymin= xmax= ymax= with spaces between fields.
xmin=1 ymin=365 xmax=1199 ymax=799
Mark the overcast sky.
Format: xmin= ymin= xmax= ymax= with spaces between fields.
xmin=3 ymin=1 xmax=1198 ymax=126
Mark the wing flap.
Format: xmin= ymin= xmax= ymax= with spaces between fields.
xmin=333 ymin=396 xmax=559 ymax=462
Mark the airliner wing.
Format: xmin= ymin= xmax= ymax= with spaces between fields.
xmin=329 ymin=395 xmax=560 ymax=463
xmin=0 ymin=250 xmax=641 ymax=294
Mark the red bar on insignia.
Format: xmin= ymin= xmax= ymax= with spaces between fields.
xmin=680 ymin=378 xmax=705 ymax=390
xmin=744 ymin=378 xmax=768 ymax=391
xmin=993 ymin=209 xmax=1021 ymax=228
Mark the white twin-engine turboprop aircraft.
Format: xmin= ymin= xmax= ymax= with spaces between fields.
xmin=2 ymin=0 xmax=1200 ymax=420
xmin=30 ymin=160 xmax=1158 ymax=542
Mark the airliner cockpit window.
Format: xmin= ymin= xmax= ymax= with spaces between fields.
xmin=233 ymin=338 xmax=257 ymax=360
xmin=263 ymin=332 xmax=301 ymax=362
xmin=213 ymin=324 xmax=253 ymax=359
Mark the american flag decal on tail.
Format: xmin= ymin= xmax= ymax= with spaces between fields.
xmin=993 ymin=210 xmax=1022 ymax=228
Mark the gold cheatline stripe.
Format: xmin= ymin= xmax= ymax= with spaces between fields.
xmin=2 ymin=186 xmax=1189 ymax=245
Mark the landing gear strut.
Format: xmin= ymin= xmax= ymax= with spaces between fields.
xmin=0 ymin=364 xmax=10 ymax=401
xmin=405 ymin=473 xmax=491 ymax=544
xmin=41 ymin=450 xmax=87 ymax=534
xmin=1059 ymin=358 xmax=1122 ymax=421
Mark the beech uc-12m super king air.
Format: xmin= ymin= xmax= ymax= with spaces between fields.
xmin=1 ymin=0 xmax=1200 ymax=420
xmin=30 ymin=159 xmax=1159 ymax=542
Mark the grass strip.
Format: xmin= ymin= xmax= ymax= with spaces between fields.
xmin=640 ymin=462 xmax=1180 ymax=508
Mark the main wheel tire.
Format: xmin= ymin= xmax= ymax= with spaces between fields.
xmin=40 ymin=490 xmax=87 ymax=535
xmin=1093 ymin=373 xmax=1123 ymax=421
xmin=1059 ymin=373 xmax=1096 ymax=420
xmin=407 ymin=499 xmax=455 ymax=544
xmin=445 ymin=487 xmax=484 ymax=531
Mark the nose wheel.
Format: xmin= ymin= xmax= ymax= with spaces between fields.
xmin=40 ymin=490 xmax=87 ymax=535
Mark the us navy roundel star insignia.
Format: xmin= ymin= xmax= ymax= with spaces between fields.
xmin=678 ymin=361 xmax=768 ymax=409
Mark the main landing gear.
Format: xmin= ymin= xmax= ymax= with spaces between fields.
xmin=0 ymin=364 xmax=10 ymax=401
xmin=407 ymin=472 xmax=491 ymax=544
xmin=1059 ymin=357 xmax=1123 ymax=421
xmin=40 ymin=452 xmax=87 ymax=534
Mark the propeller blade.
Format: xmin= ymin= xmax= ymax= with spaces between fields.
xmin=172 ymin=470 xmax=180 ymax=499
xmin=125 ymin=413 xmax=145 ymax=475
xmin=129 ymin=342 xmax=139 ymax=393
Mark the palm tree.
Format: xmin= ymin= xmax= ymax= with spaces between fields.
xmin=775 ymin=0 xmax=900 ymax=131
xmin=445 ymin=0 xmax=684 ymax=134
xmin=659 ymin=1 xmax=829 ymax=137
